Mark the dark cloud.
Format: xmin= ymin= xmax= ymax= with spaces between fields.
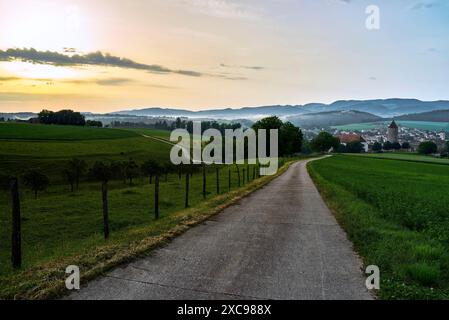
xmin=220 ymin=63 xmax=264 ymax=70
xmin=64 ymin=78 xmax=134 ymax=86
xmin=0 ymin=76 xmax=21 ymax=81
xmin=0 ymin=48 xmax=204 ymax=77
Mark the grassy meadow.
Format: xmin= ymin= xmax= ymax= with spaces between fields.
xmin=308 ymin=155 xmax=449 ymax=299
xmin=354 ymin=152 xmax=449 ymax=165
xmin=332 ymin=120 xmax=449 ymax=132
xmin=0 ymin=121 xmax=293 ymax=299
xmin=0 ymin=123 xmax=172 ymax=181
xmin=0 ymin=122 xmax=139 ymax=140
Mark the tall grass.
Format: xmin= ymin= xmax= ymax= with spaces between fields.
xmin=308 ymin=155 xmax=449 ymax=299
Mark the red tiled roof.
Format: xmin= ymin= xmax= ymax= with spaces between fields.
xmin=336 ymin=134 xmax=366 ymax=143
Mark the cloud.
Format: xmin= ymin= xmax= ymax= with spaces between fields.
xmin=64 ymin=77 xmax=135 ymax=86
xmin=0 ymin=48 xmax=205 ymax=77
xmin=410 ymin=2 xmax=439 ymax=10
xmin=182 ymin=0 xmax=261 ymax=20
xmin=220 ymin=63 xmax=264 ymax=70
xmin=0 ymin=76 xmax=21 ymax=82
xmin=0 ymin=92 xmax=98 ymax=102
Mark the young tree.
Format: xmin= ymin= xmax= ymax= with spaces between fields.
xmin=392 ymin=142 xmax=402 ymax=151
xmin=22 ymin=169 xmax=50 ymax=199
xmin=372 ymin=142 xmax=382 ymax=152
xmin=279 ymin=122 xmax=303 ymax=156
xmin=89 ymin=162 xmax=114 ymax=239
xmin=67 ymin=158 xmax=87 ymax=190
xmin=62 ymin=168 xmax=76 ymax=192
xmin=310 ymin=132 xmax=340 ymax=153
xmin=383 ymin=141 xmax=393 ymax=151
xmin=124 ymin=159 xmax=139 ymax=185
xmin=141 ymin=159 xmax=159 ymax=185
xmin=402 ymin=142 xmax=411 ymax=150
xmin=418 ymin=141 xmax=437 ymax=155
xmin=346 ymin=141 xmax=364 ymax=153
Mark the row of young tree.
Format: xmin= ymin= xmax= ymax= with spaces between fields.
xmin=372 ymin=141 xmax=410 ymax=152
xmin=0 ymin=157 xmax=269 ymax=269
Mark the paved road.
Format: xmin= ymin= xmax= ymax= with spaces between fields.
xmin=68 ymin=159 xmax=372 ymax=300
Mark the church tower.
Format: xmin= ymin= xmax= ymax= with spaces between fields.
xmin=388 ymin=120 xmax=399 ymax=143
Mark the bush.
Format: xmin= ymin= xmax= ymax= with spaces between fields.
xmin=418 ymin=141 xmax=437 ymax=155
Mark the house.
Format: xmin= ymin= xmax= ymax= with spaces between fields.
xmin=336 ymin=133 xmax=369 ymax=152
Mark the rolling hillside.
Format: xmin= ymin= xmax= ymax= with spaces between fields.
xmin=287 ymin=110 xmax=383 ymax=128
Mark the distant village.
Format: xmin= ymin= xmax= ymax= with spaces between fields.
xmin=301 ymin=120 xmax=447 ymax=153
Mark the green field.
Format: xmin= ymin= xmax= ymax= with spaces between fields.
xmin=355 ymin=152 xmax=449 ymax=165
xmin=0 ymin=124 xmax=172 ymax=181
xmin=0 ymin=122 xmax=294 ymax=299
xmin=333 ymin=120 xmax=449 ymax=132
xmin=308 ymin=155 xmax=449 ymax=299
xmin=0 ymin=122 xmax=139 ymax=140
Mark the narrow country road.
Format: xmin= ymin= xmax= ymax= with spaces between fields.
xmin=68 ymin=159 xmax=372 ymax=300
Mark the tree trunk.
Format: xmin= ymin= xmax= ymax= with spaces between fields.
xmin=155 ymin=175 xmax=160 ymax=219
xmin=216 ymin=167 xmax=220 ymax=194
xmin=102 ymin=182 xmax=109 ymax=239
xmin=70 ymin=182 xmax=74 ymax=193
xmin=202 ymin=164 xmax=206 ymax=199
xmin=185 ymin=173 xmax=189 ymax=208
xmin=150 ymin=175 xmax=153 ymax=185
xmin=247 ymin=165 xmax=250 ymax=182
xmin=11 ymin=178 xmax=21 ymax=269
xmin=243 ymin=168 xmax=246 ymax=185
xmin=76 ymin=177 xmax=80 ymax=190
xmin=34 ymin=190 xmax=38 ymax=199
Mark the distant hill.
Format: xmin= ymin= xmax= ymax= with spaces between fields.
xmin=113 ymin=105 xmax=304 ymax=119
xmin=286 ymin=110 xmax=383 ymax=129
xmin=396 ymin=109 xmax=449 ymax=122
xmin=0 ymin=112 xmax=36 ymax=120
xmin=113 ymin=99 xmax=449 ymax=119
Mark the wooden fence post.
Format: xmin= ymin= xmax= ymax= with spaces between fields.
xmin=202 ymin=164 xmax=206 ymax=199
xmin=11 ymin=178 xmax=21 ymax=269
xmin=102 ymin=181 xmax=110 ymax=239
xmin=155 ymin=175 xmax=160 ymax=219
xmin=185 ymin=173 xmax=189 ymax=208
xmin=216 ymin=167 xmax=220 ymax=194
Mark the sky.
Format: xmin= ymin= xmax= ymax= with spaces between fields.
xmin=0 ymin=0 xmax=448 ymax=113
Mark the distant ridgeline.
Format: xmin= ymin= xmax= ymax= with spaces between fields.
xmin=37 ymin=109 xmax=102 ymax=127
